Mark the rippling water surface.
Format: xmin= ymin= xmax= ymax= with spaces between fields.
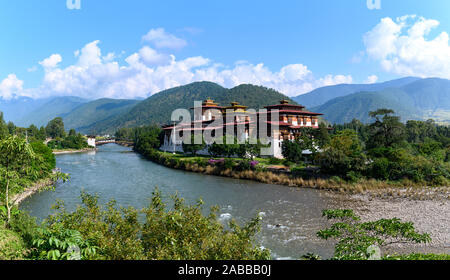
xmin=20 ymin=144 xmax=350 ymax=259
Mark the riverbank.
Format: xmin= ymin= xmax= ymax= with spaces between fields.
xmin=141 ymin=149 xmax=450 ymax=200
xmin=115 ymin=141 xmax=134 ymax=147
xmin=19 ymin=143 xmax=450 ymax=259
xmin=324 ymin=191 xmax=450 ymax=255
xmin=12 ymin=177 xmax=55 ymax=206
xmin=52 ymin=147 xmax=97 ymax=155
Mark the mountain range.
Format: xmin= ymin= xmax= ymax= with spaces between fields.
xmin=86 ymin=82 xmax=297 ymax=134
xmin=292 ymin=77 xmax=421 ymax=108
xmin=1 ymin=77 xmax=449 ymax=135
xmin=310 ymin=78 xmax=450 ymax=124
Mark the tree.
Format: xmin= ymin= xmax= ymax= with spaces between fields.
xmin=46 ymin=117 xmax=66 ymax=139
xmin=0 ymin=136 xmax=35 ymax=224
xmin=317 ymin=209 xmax=431 ymax=260
xmin=405 ymin=120 xmax=438 ymax=144
xmin=282 ymin=140 xmax=304 ymax=163
xmin=0 ymin=112 xmax=8 ymax=139
xmin=367 ymin=109 xmax=406 ymax=149
xmin=207 ymin=136 xmax=239 ymax=158
xmin=68 ymin=129 xmax=77 ymax=137
xmin=317 ymin=129 xmax=367 ymax=177
xmin=43 ymin=190 xmax=271 ymax=260
xmin=37 ymin=126 xmax=47 ymax=141
xmin=133 ymin=125 xmax=162 ymax=155
xmin=314 ymin=123 xmax=331 ymax=148
xmin=7 ymin=122 xmax=16 ymax=136
xmin=182 ymin=134 xmax=206 ymax=156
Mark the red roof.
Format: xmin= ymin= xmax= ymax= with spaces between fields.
xmin=264 ymin=104 xmax=305 ymax=109
xmin=257 ymin=110 xmax=323 ymax=116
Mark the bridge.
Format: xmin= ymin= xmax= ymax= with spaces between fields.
xmin=95 ymin=139 xmax=116 ymax=146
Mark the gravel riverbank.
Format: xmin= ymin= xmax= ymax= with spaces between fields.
xmin=12 ymin=178 xmax=54 ymax=206
xmin=324 ymin=191 xmax=450 ymax=255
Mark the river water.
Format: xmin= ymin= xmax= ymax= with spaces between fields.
xmin=19 ymin=144 xmax=367 ymax=259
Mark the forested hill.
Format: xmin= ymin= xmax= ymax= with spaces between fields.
xmin=312 ymin=78 xmax=450 ymax=124
xmin=89 ymin=82 xmax=296 ymax=134
xmin=16 ymin=96 xmax=87 ymax=127
xmin=293 ymin=77 xmax=420 ymax=108
xmin=62 ymin=98 xmax=140 ymax=134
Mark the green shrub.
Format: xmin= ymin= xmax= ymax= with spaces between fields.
xmin=43 ymin=191 xmax=270 ymax=260
xmin=0 ymin=226 xmax=26 ymax=260
xmin=30 ymin=141 xmax=56 ymax=174
xmin=318 ymin=209 xmax=431 ymax=260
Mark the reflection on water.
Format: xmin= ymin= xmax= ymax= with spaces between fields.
xmin=20 ymin=144 xmax=347 ymax=259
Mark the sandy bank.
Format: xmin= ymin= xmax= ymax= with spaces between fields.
xmin=12 ymin=178 xmax=55 ymax=206
xmin=52 ymin=148 xmax=97 ymax=155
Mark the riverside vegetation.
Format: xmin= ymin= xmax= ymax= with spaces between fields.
xmin=117 ymin=109 xmax=450 ymax=198
xmin=1 ymin=110 xmax=449 ymax=260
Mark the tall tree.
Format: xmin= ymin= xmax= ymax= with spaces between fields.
xmin=46 ymin=117 xmax=66 ymax=139
xmin=0 ymin=136 xmax=35 ymax=224
xmin=367 ymin=109 xmax=406 ymax=149
xmin=0 ymin=112 xmax=8 ymax=139
xmin=314 ymin=123 xmax=331 ymax=148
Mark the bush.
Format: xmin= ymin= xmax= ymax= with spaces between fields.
xmin=282 ymin=141 xmax=303 ymax=163
xmin=317 ymin=130 xmax=367 ymax=177
xmin=30 ymin=141 xmax=56 ymax=174
xmin=368 ymin=147 xmax=450 ymax=184
xmin=47 ymin=134 xmax=89 ymax=150
xmin=318 ymin=209 xmax=431 ymax=260
xmin=31 ymin=225 xmax=98 ymax=260
xmin=268 ymin=157 xmax=284 ymax=165
xmin=0 ymin=226 xmax=26 ymax=260
xmin=42 ymin=191 xmax=271 ymax=260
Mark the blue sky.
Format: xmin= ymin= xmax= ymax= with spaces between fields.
xmin=1 ymin=0 xmax=450 ymax=99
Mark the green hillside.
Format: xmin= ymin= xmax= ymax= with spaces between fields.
xmin=312 ymin=78 xmax=450 ymax=124
xmin=293 ymin=77 xmax=420 ymax=108
xmin=63 ymin=98 xmax=140 ymax=134
xmin=0 ymin=97 xmax=51 ymax=124
xmin=90 ymin=82 xmax=296 ymax=134
xmin=17 ymin=96 xmax=87 ymax=127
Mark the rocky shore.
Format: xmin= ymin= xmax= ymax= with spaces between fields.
xmin=324 ymin=191 xmax=450 ymax=255
xmin=52 ymin=148 xmax=97 ymax=155
xmin=12 ymin=178 xmax=55 ymax=206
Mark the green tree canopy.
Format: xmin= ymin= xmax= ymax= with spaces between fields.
xmin=45 ymin=117 xmax=66 ymax=139
xmin=367 ymin=109 xmax=406 ymax=149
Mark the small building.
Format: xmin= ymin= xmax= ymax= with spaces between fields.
xmin=160 ymin=99 xmax=324 ymax=158
xmin=86 ymin=136 xmax=96 ymax=148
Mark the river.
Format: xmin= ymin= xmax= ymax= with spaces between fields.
xmin=19 ymin=144 xmax=450 ymax=259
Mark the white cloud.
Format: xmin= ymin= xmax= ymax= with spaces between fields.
xmin=142 ymin=28 xmax=187 ymax=49
xmin=364 ymin=15 xmax=450 ymax=78
xmin=103 ymin=52 xmax=116 ymax=62
xmin=365 ymin=75 xmax=379 ymax=84
xmin=39 ymin=54 xmax=62 ymax=69
xmin=10 ymin=36 xmax=353 ymax=100
xmin=138 ymin=46 xmax=172 ymax=66
xmin=0 ymin=74 xmax=24 ymax=100
xmin=77 ymin=40 xmax=102 ymax=67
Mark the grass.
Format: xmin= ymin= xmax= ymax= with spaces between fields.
xmin=0 ymin=223 xmax=26 ymax=260
xmin=383 ymin=253 xmax=450 ymax=260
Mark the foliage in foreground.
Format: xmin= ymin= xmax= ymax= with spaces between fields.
xmin=317 ymin=209 xmax=432 ymax=260
xmin=41 ymin=190 xmax=270 ymax=260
